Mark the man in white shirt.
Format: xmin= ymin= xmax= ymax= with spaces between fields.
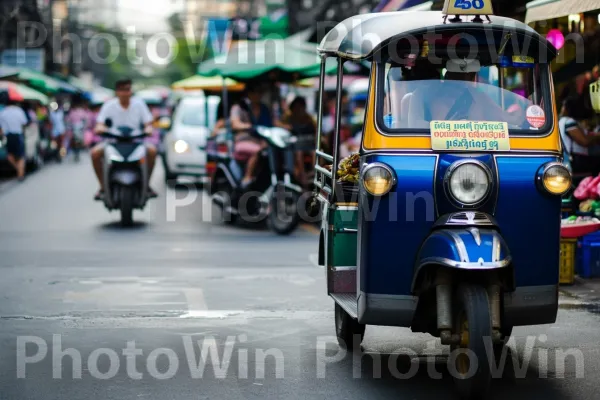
xmin=92 ymin=78 xmax=156 ymax=199
xmin=0 ymin=96 xmax=30 ymax=181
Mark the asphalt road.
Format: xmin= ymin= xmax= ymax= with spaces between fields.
xmin=1 ymin=157 xmax=600 ymax=400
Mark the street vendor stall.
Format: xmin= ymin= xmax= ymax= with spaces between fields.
xmin=525 ymin=0 xmax=600 ymax=118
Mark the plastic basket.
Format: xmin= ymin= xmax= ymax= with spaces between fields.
xmin=560 ymin=239 xmax=577 ymax=285
xmin=576 ymin=232 xmax=600 ymax=278
xmin=591 ymin=80 xmax=600 ymax=113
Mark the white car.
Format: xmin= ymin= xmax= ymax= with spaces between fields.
xmin=162 ymin=95 xmax=220 ymax=185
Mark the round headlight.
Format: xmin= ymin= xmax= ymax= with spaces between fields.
xmin=174 ymin=140 xmax=189 ymax=154
xmin=541 ymin=163 xmax=571 ymax=195
xmin=362 ymin=164 xmax=395 ymax=196
xmin=446 ymin=161 xmax=491 ymax=206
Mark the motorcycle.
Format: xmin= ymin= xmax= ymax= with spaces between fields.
xmin=207 ymin=126 xmax=303 ymax=235
xmin=98 ymin=119 xmax=152 ymax=226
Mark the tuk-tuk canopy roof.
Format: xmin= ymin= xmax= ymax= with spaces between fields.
xmin=318 ymin=11 xmax=556 ymax=62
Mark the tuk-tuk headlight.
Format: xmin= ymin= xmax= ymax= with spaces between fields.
xmin=446 ymin=161 xmax=492 ymax=206
xmin=539 ymin=163 xmax=571 ymax=195
xmin=362 ymin=163 xmax=396 ymax=196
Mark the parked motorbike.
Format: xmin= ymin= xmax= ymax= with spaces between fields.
xmin=97 ymin=119 xmax=152 ymax=226
xmin=208 ymin=126 xmax=302 ymax=235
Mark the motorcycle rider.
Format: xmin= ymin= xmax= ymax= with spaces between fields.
xmin=229 ymin=83 xmax=273 ymax=187
xmin=91 ymin=78 xmax=157 ymax=200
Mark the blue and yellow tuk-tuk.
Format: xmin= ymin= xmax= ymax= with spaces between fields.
xmin=313 ymin=3 xmax=571 ymax=398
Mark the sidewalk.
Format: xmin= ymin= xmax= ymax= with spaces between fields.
xmin=560 ymin=277 xmax=600 ymax=302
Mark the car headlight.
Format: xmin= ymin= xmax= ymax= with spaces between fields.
xmin=446 ymin=161 xmax=492 ymax=206
xmin=362 ymin=163 xmax=396 ymax=196
xmin=174 ymin=140 xmax=189 ymax=154
xmin=539 ymin=162 xmax=571 ymax=195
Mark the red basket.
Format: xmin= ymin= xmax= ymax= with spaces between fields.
xmin=561 ymin=222 xmax=600 ymax=238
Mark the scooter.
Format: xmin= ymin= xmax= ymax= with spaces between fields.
xmin=98 ymin=119 xmax=152 ymax=226
xmin=209 ymin=126 xmax=303 ymax=235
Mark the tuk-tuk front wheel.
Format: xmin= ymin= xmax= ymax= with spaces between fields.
xmin=451 ymin=284 xmax=493 ymax=399
xmin=334 ymin=303 xmax=365 ymax=351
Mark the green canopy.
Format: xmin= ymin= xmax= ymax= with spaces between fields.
xmin=0 ymin=81 xmax=49 ymax=104
xmin=17 ymin=68 xmax=78 ymax=94
xmin=198 ymin=39 xmax=333 ymax=82
xmin=16 ymin=83 xmax=49 ymax=104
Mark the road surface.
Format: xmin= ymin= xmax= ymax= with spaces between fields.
xmin=1 ymin=157 xmax=599 ymax=399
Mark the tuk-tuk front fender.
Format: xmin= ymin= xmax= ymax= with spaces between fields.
xmin=412 ymin=228 xmax=512 ymax=292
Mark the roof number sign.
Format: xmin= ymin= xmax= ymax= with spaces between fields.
xmin=443 ymin=0 xmax=494 ymax=15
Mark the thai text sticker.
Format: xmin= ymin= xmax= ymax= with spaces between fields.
xmin=430 ymin=121 xmax=510 ymax=151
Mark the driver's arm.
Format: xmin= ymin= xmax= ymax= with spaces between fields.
xmin=139 ymin=101 xmax=154 ymax=135
xmin=94 ymin=102 xmax=109 ymax=134
xmin=230 ymin=105 xmax=252 ymax=131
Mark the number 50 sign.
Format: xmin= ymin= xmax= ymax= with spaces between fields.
xmin=443 ymin=0 xmax=494 ymax=15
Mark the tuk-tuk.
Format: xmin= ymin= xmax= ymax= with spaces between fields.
xmin=314 ymin=4 xmax=571 ymax=398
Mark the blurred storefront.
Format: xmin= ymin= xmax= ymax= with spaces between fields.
xmin=525 ymin=0 xmax=600 ymax=117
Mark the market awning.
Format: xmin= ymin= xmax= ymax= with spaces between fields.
xmin=172 ymin=76 xmax=244 ymax=92
xmin=0 ymin=81 xmax=49 ymax=104
xmin=0 ymin=65 xmax=19 ymax=80
xmin=404 ymin=1 xmax=434 ymax=11
xmin=380 ymin=0 xmax=431 ymax=12
xmin=525 ymin=0 xmax=600 ymax=24
xmin=16 ymin=68 xmax=78 ymax=94
xmin=198 ymin=38 xmax=333 ymax=82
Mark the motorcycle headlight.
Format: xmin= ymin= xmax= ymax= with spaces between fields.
xmin=174 ymin=140 xmax=189 ymax=154
xmin=539 ymin=162 xmax=571 ymax=195
xmin=362 ymin=163 xmax=396 ymax=196
xmin=446 ymin=161 xmax=492 ymax=206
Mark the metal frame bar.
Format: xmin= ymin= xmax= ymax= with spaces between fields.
xmin=316 ymin=150 xmax=333 ymax=163
xmin=315 ymin=57 xmax=326 ymax=157
xmin=314 ymin=56 xmax=337 ymax=202
xmin=330 ymin=60 xmax=345 ymax=203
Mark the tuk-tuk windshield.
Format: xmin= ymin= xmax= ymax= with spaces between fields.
xmin=380 ymin=61 xmax=551 ymax=134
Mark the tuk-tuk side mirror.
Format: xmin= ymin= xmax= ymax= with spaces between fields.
xmin=157 ymin=116 xmax=171 ymax=130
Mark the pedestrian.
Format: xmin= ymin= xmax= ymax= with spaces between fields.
xmin=50 ymin=100 xmax=67 ymax=157
xmin=0 ymin=93 xmax=30 ymax=181
xmin=559 ymin=96 xmax=600 ymax=177
xmin=66 ymin=95 xmax=89 ymax=159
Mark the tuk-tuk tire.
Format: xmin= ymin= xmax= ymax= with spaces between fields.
xmin=335 ymin=303 xmax=365 ymax=351
xmin=493 ymin=325 xmax=514 ymax=363
xmin=451 ymin=284 xmax=492 ymax=399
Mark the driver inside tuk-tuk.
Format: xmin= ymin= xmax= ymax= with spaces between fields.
xmin=405 ymin=59 xmax=527 ymax=128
